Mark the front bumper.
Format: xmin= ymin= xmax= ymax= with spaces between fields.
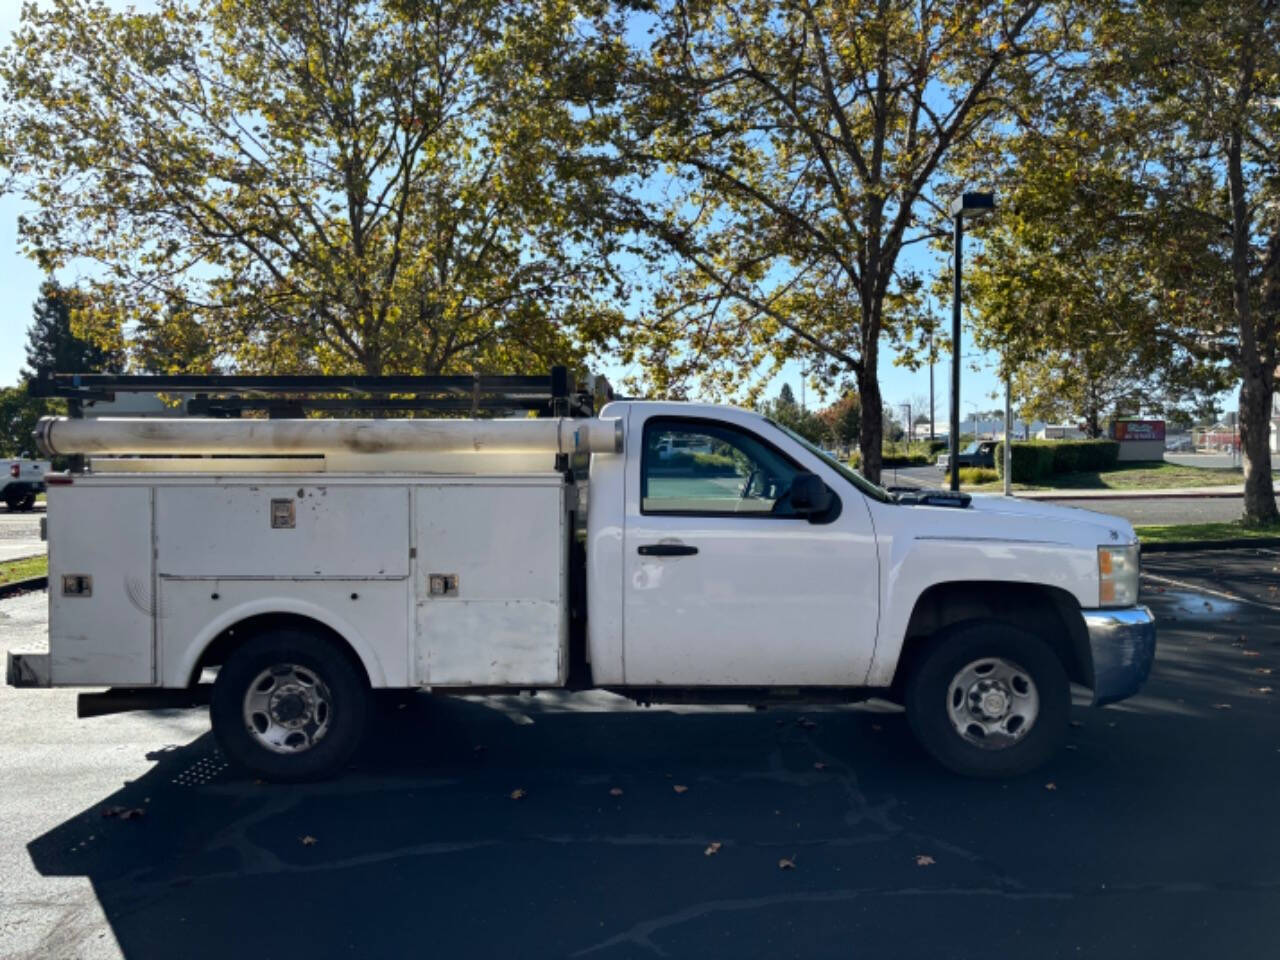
xmin=1083 ymin=606 xmax=1157 ymax=706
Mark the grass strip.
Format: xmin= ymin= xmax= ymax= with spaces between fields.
xmin=1135 ymin=521 xmax=1280 ymax=544
xmin=0 ymin=554 xmax=47 ymax=586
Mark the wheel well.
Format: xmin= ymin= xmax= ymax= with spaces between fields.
xmin=188 ymin=612 xmax=372 ymax=688
xmin=890 ymin=581 xmax=1092 ymax=696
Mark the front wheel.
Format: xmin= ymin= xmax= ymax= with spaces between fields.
xmin=210 ymin=628 xmax=369 ymax=782
xmin=905 ymin=621 xmax=1069 ymax=778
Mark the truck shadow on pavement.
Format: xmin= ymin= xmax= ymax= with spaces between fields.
xmin=25 ymin=585 xmax=1280 ymax=959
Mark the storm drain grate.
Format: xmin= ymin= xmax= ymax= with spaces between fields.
xmin=171 ymin=752 xmax=229 ymax=787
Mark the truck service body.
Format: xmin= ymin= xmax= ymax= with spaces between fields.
xmin=8 ymin=399 xmax=1156 ymax=780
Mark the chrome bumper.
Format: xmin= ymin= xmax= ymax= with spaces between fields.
xmin=1082 ymin=606 xmax=1157 ymax=706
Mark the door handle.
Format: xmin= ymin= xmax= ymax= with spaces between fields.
xmin=638 ymin=543 xmax=698 ymax=557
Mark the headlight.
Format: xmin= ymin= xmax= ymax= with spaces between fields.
xmin=1098 ymin=543 xmax=1139 ymax=607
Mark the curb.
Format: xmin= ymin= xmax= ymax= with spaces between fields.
xmin=1024 ymin=490 xmax=1251 ymax=501
xmin=1140 ymin=539 xmax=1280 ymax=554
xmin=0 ymin=576 xmax=47 ymax=599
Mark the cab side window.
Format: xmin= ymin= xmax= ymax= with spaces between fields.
xmin=641 ymin=419 xmax=802 ymax=516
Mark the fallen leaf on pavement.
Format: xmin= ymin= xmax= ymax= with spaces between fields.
xmin=1212 ymin=703 xmax=1233 ymax=710
xmin=915 ymin=855 xmax=935 ymax=866
xmin=813 ymin=762 xmax=826 ymax=771
xmin=1044 ymin=783 xmax=1057 ymax=791
xmin=673 ymin=784 xmax=688 ymax=794
xmin=1242 ymin=651 xmax=1262 ymax=658
xmin=704 ymin=842 xmax=722 ymax=856
xmin=300 ymin=835 xmax=317 ymax=846
xmin=510 ymin=788 xmax=526 ymax=800
xmin=1064 ymin=744 xmax=1078 ymax=750
xmin=871 ymin=724 xmax=883 ymax=732
xmin=1256 ymin=667 xmax=1273 ymax=675
xmin=473 ymin=745 xmax=487 ymax=754
xmin=1254 ymin=687 xmax=1274 ymax=696
xmin=100 ymin=806 xmax=127 ymax=818
xmin=609 ymin=787 xmax=624 ymax=797
xmin=1070 ymin=720 xmax=1083 ymax=728
xmin=118 ymin=808 xmax=146 ymax=820
xmin=778 ymin=857 xmax=796 ymax=870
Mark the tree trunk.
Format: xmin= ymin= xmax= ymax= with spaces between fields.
xmin=1225 ymin=115 xmax=1276 ymax=524
xmin=1238 ymin=368 xmax=1276 ymax=524
xmin=857 ymin=367 xmax=883 ymax=484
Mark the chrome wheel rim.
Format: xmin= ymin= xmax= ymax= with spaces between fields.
xmin=946 ymin=657 xmax=1039 ymax=749
xmin=242 ymin=663 xmax=332 ymax=754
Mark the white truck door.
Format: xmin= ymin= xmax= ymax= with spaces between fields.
xmin=622 ymin=412 xmax=879 ymax=686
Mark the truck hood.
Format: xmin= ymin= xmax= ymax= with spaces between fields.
xmin=884 ymin=491 xmax=1136 ymax=551
xmin=963 ymin=493 xmax=1135 ymax=546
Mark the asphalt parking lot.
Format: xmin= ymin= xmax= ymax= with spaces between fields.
xmin=2 ymin=549 xmax=1279 ymax=959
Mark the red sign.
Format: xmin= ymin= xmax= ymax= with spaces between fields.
xmin=1111 ymin=420 xmax=1165 ymax=442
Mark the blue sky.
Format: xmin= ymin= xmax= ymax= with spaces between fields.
xmin=0 ymin=0 xmax=1009 ymax=423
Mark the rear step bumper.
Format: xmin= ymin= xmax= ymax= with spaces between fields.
xmin=7 ymin=652 xmax=51 ymax=687
xmin=78 ymin=686 xmax=211 ymax=718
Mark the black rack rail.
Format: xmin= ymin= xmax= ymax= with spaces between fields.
xmin=30 ymin=366 xmax=610 ymax=419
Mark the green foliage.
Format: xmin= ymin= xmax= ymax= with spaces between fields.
xmin=24 ymin=279 xmax=123 ymax=378
xmin=602 ymin=1 xmax=1068 ymax=481
xmin=958 ymin=467 xmax=999 ymax=485
xmin=817 ymin=393 xmax=861 ymax=448
xmin=994 ymin=440 xmax=1120 ymax=482
xmin=965 ymin=0 xmax=1278 ymax=520
xmin=1 ymin=0 xmax=623 ymax=376
xmin=758 ymin=388 xmax=827 ymax=445
xmin=0 ymin=387 xmax=55 ymax=458
xmin=994 ymin=442 xmax=1056 ymax=484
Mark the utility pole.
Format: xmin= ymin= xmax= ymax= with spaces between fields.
xmin=929 ymin=327 xmax=935 ymax=442
xmin=948 ymin=192 xmax=994 ymax=491
xmin=1003 ymin=376 xmax=1013 ymax=496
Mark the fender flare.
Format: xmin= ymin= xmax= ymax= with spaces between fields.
xmin=170 ymin=594 xmax=389 ymax=688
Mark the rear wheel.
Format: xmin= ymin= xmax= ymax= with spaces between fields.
xmin=905 ymin=621 xmax=1069 ymax=778
xmin=210 ymin=628 xmax=369 ymax=782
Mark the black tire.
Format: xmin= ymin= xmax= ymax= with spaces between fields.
xmin=905 ymin=621 xmax=1069 ymax=778
xmin=3 ymin=495 xmax=19 ymax=512
xmin=18 ymin=494 xmax=36 ymax=511
xmin=210 ymin=628 xmax=369 ymax=782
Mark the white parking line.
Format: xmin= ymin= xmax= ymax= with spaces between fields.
xmin=1142 ymin=571 xmax=1280 ymax=613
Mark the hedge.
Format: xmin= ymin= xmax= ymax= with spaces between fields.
xmin=882 ymin=453 xmax=934 ymax=467
xmin=994 ymin=440 xmax=1120 ymax=482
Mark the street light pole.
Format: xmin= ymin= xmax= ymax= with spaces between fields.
xmin=948 ymin=191 xmax=994 ymax=491
xmin=1003 ymin=375 xmax=1013 ymax=496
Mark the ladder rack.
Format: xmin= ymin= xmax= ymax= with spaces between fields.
xmin=30 ymin=366 xmax=610 ymax=419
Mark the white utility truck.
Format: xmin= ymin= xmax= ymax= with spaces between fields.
xmin=7 ymin=376 xmax=1155 ymax=781
xmin=3 ymin=455 xmax=49 ymax=511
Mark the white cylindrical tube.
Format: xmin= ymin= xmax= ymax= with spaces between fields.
xmin=35 ymin=416 xmax=624 ymax=458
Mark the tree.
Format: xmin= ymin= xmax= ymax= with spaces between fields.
xmin=604 ymin=0 xmax=1075 ymax=481
xmin=817 ymin=392 xmax=861 ymax=448
xmin=760 ymin=383 xmax=826 ymax=443
xmin=966 ymin=90 xmax=1229 ymax=439
xmin=1117 ymin=0 xmax=1280 ymax=523
xmin=0 ymin=387 xmax=54 ymax=458
xmin=967 ymin=0 xmax=1277 ymax=521
xmin=1 ymin=0 xmax=621 ymax=377
xmin=23 ymin=279 xmax=123 ymax=379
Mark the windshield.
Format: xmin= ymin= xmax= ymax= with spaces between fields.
xmin=770 ymin=421 xmax=894 ymax=504
xmin=962 ymin=442 xmax=980 ymax=454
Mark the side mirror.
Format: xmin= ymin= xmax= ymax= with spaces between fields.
xmin=789 ymin=472 xmax=832 ymax=516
